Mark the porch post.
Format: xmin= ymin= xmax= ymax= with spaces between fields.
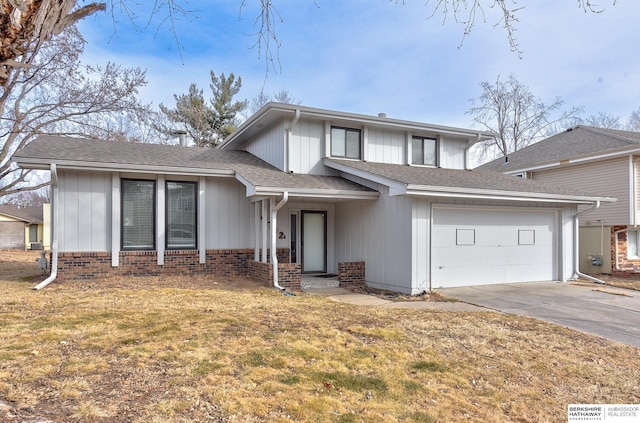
xmin=261 ymin=199 xmax=268 ymax=263
xmin=254 ymin=201 xmax=260 ymax=262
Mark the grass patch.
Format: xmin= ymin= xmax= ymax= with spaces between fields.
xmin=1 ymin=251 xmax=640 ymax=422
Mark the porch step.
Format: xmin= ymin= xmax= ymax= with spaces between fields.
xmin=301 ymin=274 xmax=340 ymax=289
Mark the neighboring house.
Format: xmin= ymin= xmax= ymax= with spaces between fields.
xmin=477 ymin=125 xmax=640 ymax=277
xmin=0 ymin=204 xmax=46 ymax=250
xmin=13 ymin=104 xmax=613 ymax=293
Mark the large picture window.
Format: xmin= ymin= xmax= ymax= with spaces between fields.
xmin=122 ymin=179 xmax=155 ymax=250
xmin=166 ymin=181 xmax=197 ymax=249
xmin=331 ymin=127 xmax=361 ymax=159
xmin=412 ymin=136 xmax=437 ymax=166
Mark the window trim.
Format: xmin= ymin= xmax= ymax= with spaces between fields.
xmin=121 ymin=178 xmax=156 ymax=251
xmin=165 ymin=180 xmax=198 ymax=250
xmin=331 ymin=126 xmax=362 ymax=159
xmin=411 ymin=136 xmax=438 ymax=166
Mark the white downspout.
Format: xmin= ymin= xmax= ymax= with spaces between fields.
xmin=613 ymin=227 xmax=628 ymax=271
xmin=573 ymin=201 xmax=605 ymax=284
xmin=34 ymin=164 xmax=59 ymax=290
xmin=271 ymin=192 xmax=289 ymax=291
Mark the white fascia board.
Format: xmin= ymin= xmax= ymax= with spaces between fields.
xmin=16 ymin=158 xmax=236 ymax=177
xmin=405 ymin=185 xmax=616 ymax=204
xmin=235 ymin=173 xmax=257 ymax=196
xmin=503 ymin=146 xmax=640 ymax=174
xmin=253 ymin=187 xmax=379 ymax=200
xmin=222 ymin=102 xmax=495 ymax=149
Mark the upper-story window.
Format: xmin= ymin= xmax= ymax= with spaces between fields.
xmin=331 ymin=127 xmax=361 ymax=159
xmin=411 ymin=136 xmax=437 ymax=166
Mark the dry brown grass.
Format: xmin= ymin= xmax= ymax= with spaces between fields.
xmin=1 ymin=250 xmax=639 ymax=422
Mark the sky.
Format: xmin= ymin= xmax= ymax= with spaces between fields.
xmin=76 ymin=0 xmax=640 ymax=130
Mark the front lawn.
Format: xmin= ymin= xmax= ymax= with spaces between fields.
xmin=1 ymin=251 xmax=638 ymax=422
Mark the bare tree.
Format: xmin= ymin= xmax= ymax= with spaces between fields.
xmin=627 ymin=107 xmax=640 ymax=132
xmin=248 ymin=88 xmax=302 ymax=114
xmin=0 ymin=27 xmax=151 ymax=200
xmin=1 ymin=1 xmax=619 ymax=83
xmin=581 ymin=112 xmax=622 ymax=129
xmin=420 ymin=1 xmax=617 ymax=56
xmin=468 ymin=74 xmax=582 ymax=161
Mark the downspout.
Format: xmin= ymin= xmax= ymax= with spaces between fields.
xmin=613 ymin=227 xmax=628 ymax=271
xmin=271 ymin=192 xmax=289 ymax=291
xmin=34 ymin=164 xmax=58 ymax=290
xmin=573 ymin=201 xmax=605 ymax=284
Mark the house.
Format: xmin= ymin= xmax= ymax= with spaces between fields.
xmin=478 ymin=125 xmax=640 ymax=277
xmin=0 ymin=204 xmax=47 ymax=250
xmin=13 ymin=103 xmax=614 ymax=292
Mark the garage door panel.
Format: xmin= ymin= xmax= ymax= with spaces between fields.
xmin=432 ymin=207 xmax=557 ymax=288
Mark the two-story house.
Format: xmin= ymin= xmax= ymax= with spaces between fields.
xmin=478 ymin=125 xmax=640 ymax=278
xmin=14 ymin=103 xmax=613 ymax=293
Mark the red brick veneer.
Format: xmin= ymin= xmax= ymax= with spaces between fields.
xmin=338 ymin=261 xmax=365 ymax=288
xmin=56 ymin=249 xmax=291 ymax=281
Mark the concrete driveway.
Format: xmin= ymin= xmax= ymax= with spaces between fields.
xmin=439 ymin=281 xmax=640 ymax=348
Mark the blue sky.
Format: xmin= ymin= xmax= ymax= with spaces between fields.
xmin=77 ymin=0 xmax=640 ymax=129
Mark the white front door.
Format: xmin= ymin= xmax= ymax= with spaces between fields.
xmin=301 ymin=211 xmax=326 ymax=273
xmin=431 ymin=206 xmax=558 ymax=288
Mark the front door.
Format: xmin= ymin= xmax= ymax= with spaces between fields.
xmin=301 ymin=211 xmax=327 ymax=273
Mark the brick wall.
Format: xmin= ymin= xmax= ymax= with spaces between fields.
xmin=338 ymin=261 xmax=365 ymax=289
xmin=56 ymin=248 xmax=290 ymax=281
xmin=247 ymin=260 xmax=301 ymax=290
xmin=611 ymin=226 xmax=640 ymax=276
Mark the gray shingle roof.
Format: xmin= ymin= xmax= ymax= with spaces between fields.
xmin=0 ymin=205 xmax=43 ymax=223
xmin=326 ymin=158 xmax=612 ymax=201
xmin=477 ymin=126 xmax=640 ymax=172
xmin=13 ymin=136 xmax=375 ymax=194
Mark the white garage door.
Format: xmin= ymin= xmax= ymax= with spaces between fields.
xmin=432 ymin=206 xmax=557 ymax=288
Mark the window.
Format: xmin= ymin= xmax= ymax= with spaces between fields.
xmin=166 ymin=181 xmax=197 ymax=249
xmin=331 ymin=127 xmax=361 ymax=159
xmin=412 ymin=136 xmax=437 ymax=166
xmin=122 ymin=179 xmax=155 ymax=250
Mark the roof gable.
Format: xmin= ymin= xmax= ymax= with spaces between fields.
xmin=326 ymin=158 xmax=614 ymax=204
xmin=477 ymin=126 xmax=640 ymax=173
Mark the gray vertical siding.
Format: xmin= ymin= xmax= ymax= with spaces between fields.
xmin=59 ymin=171 xmax=111 ymax=252
xmin=335 ymin=185 xmax=414 ymax=294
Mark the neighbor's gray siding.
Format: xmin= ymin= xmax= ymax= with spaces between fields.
xmin=533 ymin=157 xmax=630 ymax=225
xmin=335 ymin=185 xmax=414 ymax=294
xmin=58 ymin=171 xmax=111 ymax=252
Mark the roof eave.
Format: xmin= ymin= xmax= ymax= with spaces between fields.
xmin=405 ymin=184 xmax=616 ymax=204
xmin=15 ymin=158 xmax=236 ymax=177
xmin=500 ymin=145 xmax=640 ymax=174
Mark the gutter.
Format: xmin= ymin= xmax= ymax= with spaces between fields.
xmin=33 ymin=164 xmax=58 ymax=290
xmin=573 ymin=201 xmax=605 ymax=284
xmin=271 ymin=192 xmax=289 ymax=291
